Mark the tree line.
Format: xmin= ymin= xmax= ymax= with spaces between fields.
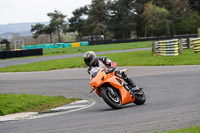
xmin=31 ymin=0 xmax=200 ymax=42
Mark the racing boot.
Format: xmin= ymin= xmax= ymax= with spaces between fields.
xmin=124 ymin=76 xmax=140 ymax=94
xmin=116 ymin=70 xmax=140 ymax=94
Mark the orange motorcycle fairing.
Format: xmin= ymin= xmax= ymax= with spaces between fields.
xmin=90 ymin=69 xmax=107 ymax=96
xmin=90 ymin=69 xmax=135 ymax=105
xmin=119 ymin=87 xmax=135 ymax=105
xmin=104 ymin=73 xmax=135 ymax=105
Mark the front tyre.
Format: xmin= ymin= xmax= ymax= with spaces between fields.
xmin=134 ymin=90 xmax=146 ymax=105
xmin=100 ymin=87 xmax=122 ymax=109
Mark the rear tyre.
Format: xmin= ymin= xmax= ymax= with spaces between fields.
xmin=134 ymin=90 xmax=146 ymax=105
xmin=100 ymin=86 xmax=122 ymax=109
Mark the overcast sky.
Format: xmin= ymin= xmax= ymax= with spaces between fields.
xmin=0 ymin=0 xmax=92 ymax=25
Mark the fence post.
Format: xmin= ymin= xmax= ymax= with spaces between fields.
xmin=198 ymin=28 xmax=200 ymax=37
xmin=186 ymin=38 xmax=191 ymax=49
xmin=178 ymin=39 xmax=183 ymax=55
xmin=152 ymin=41 xmax=156 ymax=54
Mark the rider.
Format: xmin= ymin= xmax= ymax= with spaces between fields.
xmin=83 ymin=51 xmax=140 ymax=94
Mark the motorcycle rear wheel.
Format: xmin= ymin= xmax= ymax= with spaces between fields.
xmin=134 ymin=90 xmax=146 ymax=105
xmin=100 ymin=87 xmax=122 ymax=109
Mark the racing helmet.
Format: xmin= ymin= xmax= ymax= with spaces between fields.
xmin=83 ymin=51 xmax=98 ymax=67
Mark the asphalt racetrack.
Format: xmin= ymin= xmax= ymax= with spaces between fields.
xmin=0 ymin=65 xmax=200 ymax=133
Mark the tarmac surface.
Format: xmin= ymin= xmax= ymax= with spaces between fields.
xmin=0 ymin=65 xmax=200 ymax=133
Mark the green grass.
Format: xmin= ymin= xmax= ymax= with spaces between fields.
xmin=160 ymin=126 xmax=200 ymax=133
xmin=43 ymin=41 xmax=151 ymax=56
xmin=0 ymin=49 xmax=199 ymax=73
xmin=107 ymin=49 xmax=200 ymax=66
xmin=0 ymin=94 xmax=79 ymax=116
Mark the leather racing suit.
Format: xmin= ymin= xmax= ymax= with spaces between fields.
xmin=88 ymin=56 xmax=138 ymax=92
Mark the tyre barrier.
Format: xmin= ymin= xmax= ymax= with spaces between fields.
xmin=181 ymin=39 xmax=188 ymax=49
xmin=192 ymin=37 xmax=200 ymax=53
xmin=154 ymin=39 xmax=179 ymax=56
xmin=0 ymin=49 xmax=43 ymax=59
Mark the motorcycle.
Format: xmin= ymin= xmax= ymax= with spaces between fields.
xmin=89 ymin=67 xmax=146 ymax=109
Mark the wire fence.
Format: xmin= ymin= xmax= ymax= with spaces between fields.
xmin=88 ymin=34 xmax=198 ymax=45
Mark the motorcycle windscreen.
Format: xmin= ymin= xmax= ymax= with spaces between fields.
xmin=90 ymin=67 xmax=101 ymax=79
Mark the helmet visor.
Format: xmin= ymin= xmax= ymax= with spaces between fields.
xmin=85 ymin=57 xmax=94 ymax=66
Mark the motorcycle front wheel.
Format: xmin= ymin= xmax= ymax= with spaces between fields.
xmin=100 ymin=86 xmax=122 ymax=109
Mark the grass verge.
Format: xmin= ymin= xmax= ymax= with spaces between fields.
xmin=43 ymin=41 xmax=151 ymax=56
xmin=0 ymin=94 xmax=79 ymax=116
xmin=0 ymin=49 xmax=199 ymax=73
xmin=160 ymin=126 xmax=200 ymax=133
xmin=0 ymin=41 xmax=151 ymax=61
